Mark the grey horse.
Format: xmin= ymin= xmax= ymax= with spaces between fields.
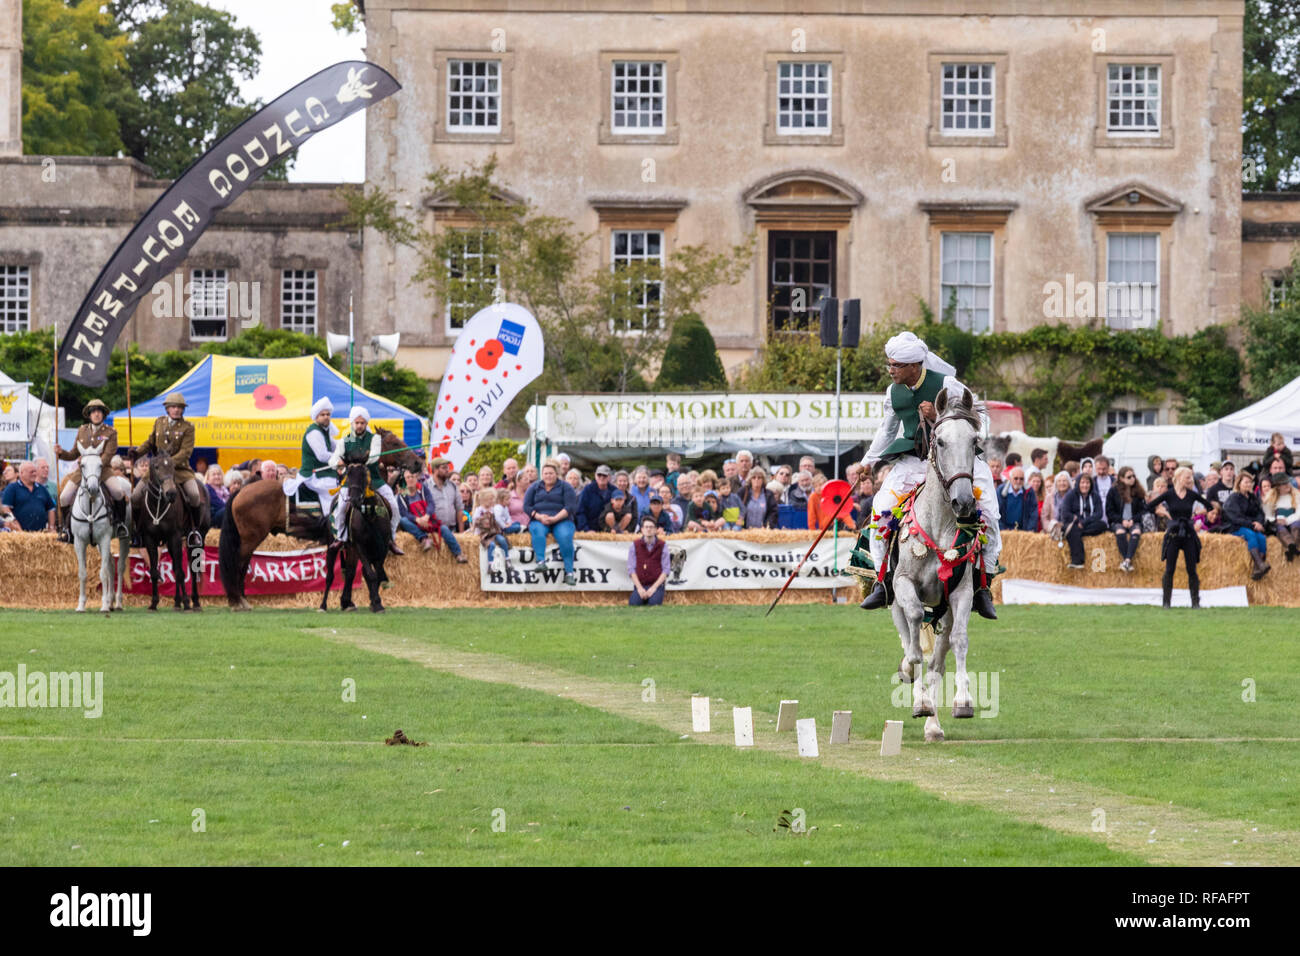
xmin=888 ymin=387 xmax=986 ymax=743
xmin=70 ymin=447 xmax=130 ymax=613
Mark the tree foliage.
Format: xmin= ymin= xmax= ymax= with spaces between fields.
xmin=1244 ymin=0 xmax=1300 ymax=190
xmin=21 ymin=0 xmax=129 ymax=157
xmin=738 ymin=303 xmax=1246 ymax=440
xmin=343 ymin=155 xmax=753 ymax=421
xmin=655 ymin=314 xmax=729 ymax=390
xmin=1241 ymin=245 xmax=1300 ymax=395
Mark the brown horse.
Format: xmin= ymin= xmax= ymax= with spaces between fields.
xmin=136 ymin=454 xmax=210 ymax=612
xmin=319 ymin=461 xmax=390 ymax=613
xmin=217 ymin=426 xmax=419 ymax=610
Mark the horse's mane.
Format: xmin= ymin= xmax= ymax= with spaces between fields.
xmin=936 ymin=395 xmax=986 ymax=433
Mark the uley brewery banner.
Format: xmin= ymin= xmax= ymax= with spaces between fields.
xmin=0 ymin=382 xmax=29 ymax=440
xmin=480 ymin=536 xmax=857 ymax=591
xmin=125 ymin=546 xmax=356 ymax=596
xmin=545 ymin=393 xmax=887 ymax=447
xmin=429 ymin=303 xmax=545 ymax=471
xmin=59 ymin=61 xmax=400 ymax=386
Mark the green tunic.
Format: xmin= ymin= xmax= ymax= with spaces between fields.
xmin=881 ymin=369 xmax=947 ymax=458
xmin=300 ymin=422 xmax=334 ymax=476
xmin=340 ymin=429 xmax=386 ymax=490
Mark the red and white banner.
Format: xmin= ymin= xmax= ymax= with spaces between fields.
xmin=125 ymin=546 xmax=354 ymax=596
xmin=428 ymin=302 xmax=544 ymax=471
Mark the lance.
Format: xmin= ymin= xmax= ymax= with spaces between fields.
xmin=764 ymin=476 xmax=861 ymax=617
xmin=51 ymin=316 xmax=61 ymax=532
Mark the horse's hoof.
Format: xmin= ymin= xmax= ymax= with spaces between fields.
xmin=897 ymin=667 xmax=914 ymax=684
xmin=912 ymin=702 xmax=935 ymax=718
xmin=343 ymin=605 xmax=356 ymax=613
xmin=925 ymin=727 xmax=945 ymax=742
xmin=371 ymin=606 xmax=385 ymax=614
xmin=316 ymin=607 xmax=327 ymax=614
xmin=75 ymin=607 xmax=85 ymax=613
xmin=952 ymin=702 xmax=975 ymax=719
xmin=191 ymin=605 xmax=202 ymax=613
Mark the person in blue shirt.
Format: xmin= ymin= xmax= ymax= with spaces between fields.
xmin=1 ymin=461 xmax=56 ymax=533
xmin=576 ymin=464 xmax=613 ymax=531
xmin=524 ymin=460 xmax=580 ymax=585
xmin=996 ymin=466 xmax=1039 ymax=532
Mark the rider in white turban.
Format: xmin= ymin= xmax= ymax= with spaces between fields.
xmin=858 ymin=333 xmax=1001 ymax=619
xmin=328 ymin=404 xmax=404 ymax=553
xmin=298 ymin=396 xmax=340 ymax=516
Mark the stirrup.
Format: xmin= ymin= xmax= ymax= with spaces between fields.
xmin=859 ymin=581 xmax=889 ymax=610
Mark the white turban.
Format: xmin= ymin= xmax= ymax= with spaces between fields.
xmin=885 ymin=331 xmax=957 ymax=377
xmin=310 ymin=397 xmax=333 ymax=418
xmin=348 ymin=405 xmax=370 ymax=424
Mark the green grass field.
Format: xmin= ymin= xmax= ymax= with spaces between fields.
xmin=0 ymin=604 xmax=1294 ymax=866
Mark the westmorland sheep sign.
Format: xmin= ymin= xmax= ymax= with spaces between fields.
xmin=58 ymin=62 xmax=400 ymax=386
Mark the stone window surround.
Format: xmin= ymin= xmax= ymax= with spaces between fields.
xmin=433 ymin=50 xmax=516 ymax=144
xmin=763 ymin=52 xmax=845 ymax=147
xmin=598 ymin=52 xmax=680 ymax=145
xmin=0 ymin=256 xmax=38 ymax=332
xmin=1085 ymin=184 xmax=1181 ymax=327
xmin=589 ymin=198 xmax=687 ymax=335
xmin=920 ymin=202 xmax=1016 ymax=334
xmin=1094 ymin=53 xmax=1175 ymax=149
xmin=927 ymin=52 xmax=1009 ymax=148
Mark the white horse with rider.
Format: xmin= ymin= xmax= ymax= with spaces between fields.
xmin=69 ymin=445 xmax=131 ymax=612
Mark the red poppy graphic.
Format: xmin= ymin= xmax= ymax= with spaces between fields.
xmin=475 ymin=339 xmax=504 ymax=370
xmin=253 ymin=383 xmax=287 ymax=410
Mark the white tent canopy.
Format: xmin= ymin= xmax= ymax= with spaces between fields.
xmin=1200 ymin=374 xmax=1300 ymax=469
xmin=0 ymin=368 xmax=64 ymax=473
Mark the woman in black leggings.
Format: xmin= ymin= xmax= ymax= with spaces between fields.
xmin=1147 ymin=466 xmax=1210 ymax=608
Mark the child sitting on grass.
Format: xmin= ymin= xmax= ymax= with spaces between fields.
xmin=472 ymin=488 xmax=513 ymax=572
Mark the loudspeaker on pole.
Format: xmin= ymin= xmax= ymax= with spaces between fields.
xmin=842 ymin=298 xmax=861 ymax=348
xmin=818 ymin=296 xmax=839 ymax=348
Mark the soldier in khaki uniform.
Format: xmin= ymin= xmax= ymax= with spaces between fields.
xmin=55 ymin=399 xmax=132 ymax=537
xmin=132 ymin=391 xmax=204 ymax=543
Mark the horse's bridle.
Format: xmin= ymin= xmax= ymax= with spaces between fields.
xmin=927 ymin=414 xmax=976 ymax=493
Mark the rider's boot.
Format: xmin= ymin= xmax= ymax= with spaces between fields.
xmin=57 ymin=509 xmax=72 ymax=543
xmin=111 ymin=495 xmax=128 ymax=536
xmin=389 ymin=533 xmax=405 ymax=556
xmin=973 ymin=586 xmax=998 ymax=620
xmin=187 ymin=502 xmax=205 ymax=546
xmin=858 ymin=581 xmax=889 ymax=610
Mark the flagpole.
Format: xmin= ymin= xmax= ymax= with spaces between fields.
xmin=52 ymin=318 xmax=61 ymax=532
xmin=348 ymin=291 xmax=355 ymax=408
xmin=124 ymin=346 xmax=134 ymax=447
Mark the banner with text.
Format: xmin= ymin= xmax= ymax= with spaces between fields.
xmin=59 ymin=61 xmax=400 ymax=386
xmin=125 ymin=546 xmax=355 ymax=596
xmin=479 ymin=535 xmax=857 ymax=591
xmin=0 ymin=382 xmax=29 ymax=441
xmin=545 ymin=392 xmax=887 ymax=450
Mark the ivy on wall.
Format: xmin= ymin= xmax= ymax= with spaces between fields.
xmin=736 ymin=301 xmax=1245 ymax=439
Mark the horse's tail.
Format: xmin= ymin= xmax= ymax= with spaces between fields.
xmin=217 ymin=488 xmax=242 ymax=598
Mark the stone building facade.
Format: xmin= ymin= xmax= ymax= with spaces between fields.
xmin=358 ymin=0 xmax=1247 ymax=384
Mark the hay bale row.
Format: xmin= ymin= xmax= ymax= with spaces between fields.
xmin=2 ymin=528 xmax=1294 ymax=610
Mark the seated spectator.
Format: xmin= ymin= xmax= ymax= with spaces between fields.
xmin=1040 ymin=471 xmax=1072 ymax=539
xmin=1260 ymin=470 xmax=1300 ymax=561
xmin=576 ymin=464 xmax=613 ymax=531
xmin=1145 ymin=475 xmax=1170 ymax=532
xmin=478 ymin=465 xmax=495 ymax=489
xmin=524 ymin=461 xmax=579 ymax=585
xmin=275 ymin=463 xmax=288 ymax=481
xmin=1261 ymin=432 xmax=1294 ymax=477
xmin=1026 ymin=471 xmax=1046 ymax=528
xmin=496 ymin=487 xmax=522 ymax=534
xmin=629 ymin=465 xmax=653 ymax=513
xmin=508 ymin=473 xmax=531 ymax=530
xmin=205 ymin=464 xmax=228 ymax=525
xmin=720 ymin=458 xmax=738 ymax=486
xmin=671 ymin=473 xmax=694 ymax=517
xmin=496 ymin=458 xmax=519 ymax=490
xmin=462 ymin=472 xmax=479 ymax=494
xmin=1063 ymin=460 xmax=1079 ymax=479
xmin=1 ymin=461 xmax=56 ymax=533
xmin=691 ymin=489 xmax=725 ymax=532
xmin=613 ymin=469 xmax=632 ymax=501
xmin=1093 ymin=456 xmax=1115 ymax=499
xmin=1105 ymin=465 xmax=1146 ymax=572
xmin=696 ymin=468 xmax=718 ymax=493
xmin=1205 ymin=460 xmax=1236 ymax=508
xmin=1059 ymin=472 xmax=1107 ymax=570
xmin=472 ymin=487 xmax=513 ymax=571
xmin=1145 ymin=455 xmax=1164 ymax=492
xmin=787 ymin=470 xmax=815 ymax=510
xmin=644 ymin=493 xmax=674 ymax=534
xmin=648 ymin=470 xmax=667 ymax=497
xmin=195 ymin=457 xmax=209 ymax=477
xmin=741 ymin=467 xmax=778 ymax=529
xmin=1200 ymin=468 xmax=1219 ymax=495
xmin=767 ymin=478 xmax=787 ymax=506
xmin=1193 ymin=500 xmax=1223 ymax=535
xmin=1267 ymin=456 xmax=1299 ymax=490
xmin=1223 ymin=471 xmax=1271 ymax=578
xmin=601 ymin=488 xmax=637 ymax=533
xmin=396 ymin=468 xmax=437 ymax=552
xmin=564 ymin=468 xmax=583 ymax=493
xmin=735 ymin=449 xmax=754 ymax=484
xmin=628 ymin=515 xmax=669 ymax=606
xmin=521 ymin=463 xmax=538 ymax=487
xmin=998 ymin=466 xmax=1039 ymax=532
xmin=716 ymin=476 xmax=742 ymax=530
xmin=460 ymin=483 xmax=474 ymax=527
